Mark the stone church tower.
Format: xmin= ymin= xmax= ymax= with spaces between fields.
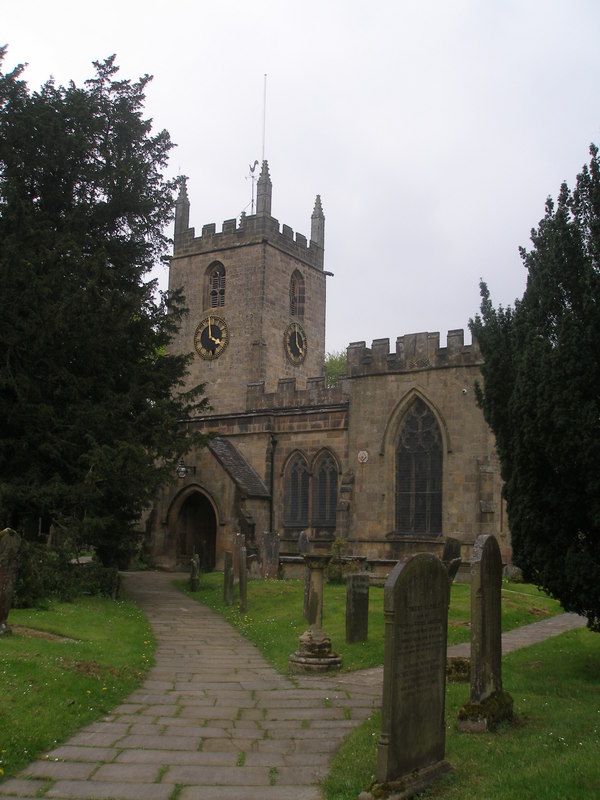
xmin=169 ymin=162 xmax=327 ymax=415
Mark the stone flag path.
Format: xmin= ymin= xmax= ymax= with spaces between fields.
xmin=0 ymin=571 xmax=587 ymax=800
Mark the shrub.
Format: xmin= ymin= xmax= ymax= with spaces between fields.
xmin=13 ymin=541 xmax=119 ymax=607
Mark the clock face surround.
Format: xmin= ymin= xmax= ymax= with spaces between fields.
xmin=284 ymin=321 xmax=307 ymax=365
xmin=194 ymin=314 xmax=229 ymax=360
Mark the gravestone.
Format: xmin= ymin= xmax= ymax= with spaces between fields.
xmin=289 ymin=553 xmax=342 ymax=672
xmin=232 ymin=532 xmax=244 ymax=583
xmin=346 ymin=573 xmax=369 ymax=643
xmin=239 ymin=546 xmax=248 ymax=614
xmin=0 ymin=528 xmax=21 ymax=635
xmin=189 ymin=553 xmax=200 ymax=592
xmin=259 ymin=531 xmax=280 ymax=579
xmin=223 ymin=551 xmax=233 ymax=607
xmin=458 ymin=534 xmax=513 ymax=731
xmin=374 ymin=553 xmax=451 ymax=796
xmin=442 ymin=536 xmax=462 ymax=584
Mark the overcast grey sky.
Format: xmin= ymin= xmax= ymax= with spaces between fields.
xmin=3 ymin=1 xmax=600 ymax=353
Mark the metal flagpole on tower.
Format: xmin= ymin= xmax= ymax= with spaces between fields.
xmin=262 ymin=73 xmax=267 ymax=162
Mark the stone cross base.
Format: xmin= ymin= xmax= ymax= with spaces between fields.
xmin=359 ymin=760 xmax=453 ymax=800
xmin=288 ymin=628 xmax=342 ymax=673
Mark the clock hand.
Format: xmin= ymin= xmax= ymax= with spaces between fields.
xmin=208 ymin=317 xmax=212 ymax=339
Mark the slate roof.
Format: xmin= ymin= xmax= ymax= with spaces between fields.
xmin=208 ymin=436 xmax=270 ymax=498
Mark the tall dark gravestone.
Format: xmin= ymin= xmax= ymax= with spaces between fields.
xmin=223 ymin=551 xmax=233 ymax=607
xmin=346 ymin=573 xmax=369 ymax=643
xmin=458 ymin=534 xmax=513 ymax=731
xmin=375 ymin=554 xmax=451 ymax=795
xmin=0 ymin=528 xmax=21 ymax=635
xmin=239 ymin=546 xmax=248 ymax=614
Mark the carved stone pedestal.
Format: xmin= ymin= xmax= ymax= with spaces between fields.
xmin=289 ymin=627 xmax=342 ymax=672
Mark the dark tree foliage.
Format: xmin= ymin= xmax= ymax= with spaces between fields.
xmin=0 ymin=49 xmax=207 ymax=566
xmin=470 ymin=144 xmax=600 ymax=631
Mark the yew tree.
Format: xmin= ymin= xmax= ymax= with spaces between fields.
xmin=470 ymin=144 xmax=600 ymax=631
xmin=0 ymin=49 xmax=207 ymax=565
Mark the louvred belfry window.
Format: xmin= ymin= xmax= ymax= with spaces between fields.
xmin=395 ymin=399 xmax=442 ymax=535
xmin=209 ymin=264 xmax=225 ymax=307
xmin=289 ymin=270 xmax=305 ymax=318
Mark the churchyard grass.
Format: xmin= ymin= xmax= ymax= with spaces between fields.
xmin=0 ymin=596 xmax=154 ymax=782
xmin=322 ymin=628 xmax=600 ymax=799
xmin=179 ymin=574 xmax=562 ymax=673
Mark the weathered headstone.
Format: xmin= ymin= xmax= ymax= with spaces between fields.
xmin=346 ymin=573 xmax=370 ymax=643
xmin=223 ymin=551 xmax=233 ymax=607
xmin=189 ymin=553 xmax=200 ymax=592
xmin=441 ymin=536 xmax=461 ymax=564
xmin=239 ymin=545 xmax=248 ymax=614
xmin=458 ymin=534 xmax=513 ymax=731
xmin=232 ymin=532 xmax=244 ymax=583
xmin=374 ymin=553 xmax=451 ymax=796
xmin=0 ymin=528 xmax=21 ymax=635
xmin=289 ymin=553 xmax=342 ymax=672
xmin=259 ymin=531 xmax=280 ymax=579
xmin=442 ymin=537 xmax=462 ymax=584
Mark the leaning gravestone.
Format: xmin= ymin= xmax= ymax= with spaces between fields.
xmin=0 ymin=528 xmax=21 ymax=635
xmin=223 ymin=551 xmax=234 ymax=607
xmin=371 ymin=553 xmax=451 ymax=798
xmin=346 ymin=573 xmax=369 ymax=643
xmin=458 ymin=534 xmax=513 ymax=732
xmin=442 ymin=536 xmax=462 ymax=584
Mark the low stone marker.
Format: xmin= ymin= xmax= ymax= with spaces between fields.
xmin=369 ymin=553 xmax=451 ymax=798
xmin=189 ymin=553 xmax=200 ymax=592
xmin=223 ymin=551 xmax=233 ymax=607
xmin=346 ymin=573 xmax=369 ymax=643
xmin=289 ymin=553 xmax=342 ymax=672
xmin=259 ymin=531 xmax=280 ymax=579
xmin=458 ymin=534 xmax=513 ymax=732
xmin=0 ymin=528 xmax=21 ymax=635
xmin=239 ymin=545 xmax=248 ymax=614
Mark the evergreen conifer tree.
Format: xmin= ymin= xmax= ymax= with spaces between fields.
xmin=0 ymin=49 xmax=207 ymax=565
xmin=470 ymin=144 xmax=600 ymax=630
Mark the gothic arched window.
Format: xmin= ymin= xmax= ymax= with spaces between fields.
xmin=395 ymin=399 xmax=443 ymax=535
xmin=312 ymin=451 xmax=338 ymax=527
xmin=289 ymin=270 xmax=305 ymax=318
xmin=208 ymin=263 xmax=226 ymax=308
xmin=284 ymin=453 xmax=309 ymax=527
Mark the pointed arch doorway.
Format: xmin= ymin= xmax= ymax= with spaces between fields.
xmin=173 ymin=490 xmax=217 ymax=571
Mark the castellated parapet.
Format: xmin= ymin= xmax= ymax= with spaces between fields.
xmin=173 ymin=211 xmax=324 ymax=271
xmin=246 ymin=376 xmax=349 ymax=412
xmin=346 ymin=330 xmax=482 ymax=376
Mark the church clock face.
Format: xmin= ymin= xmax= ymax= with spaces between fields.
xmin=284 ymin=322 xmax=307 ymax=365
xmin=194 ymin=315 xmax=229 ymax=360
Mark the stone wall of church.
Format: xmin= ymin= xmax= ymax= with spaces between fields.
xmin=341 ymin=332 xmax=509 ymax=564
